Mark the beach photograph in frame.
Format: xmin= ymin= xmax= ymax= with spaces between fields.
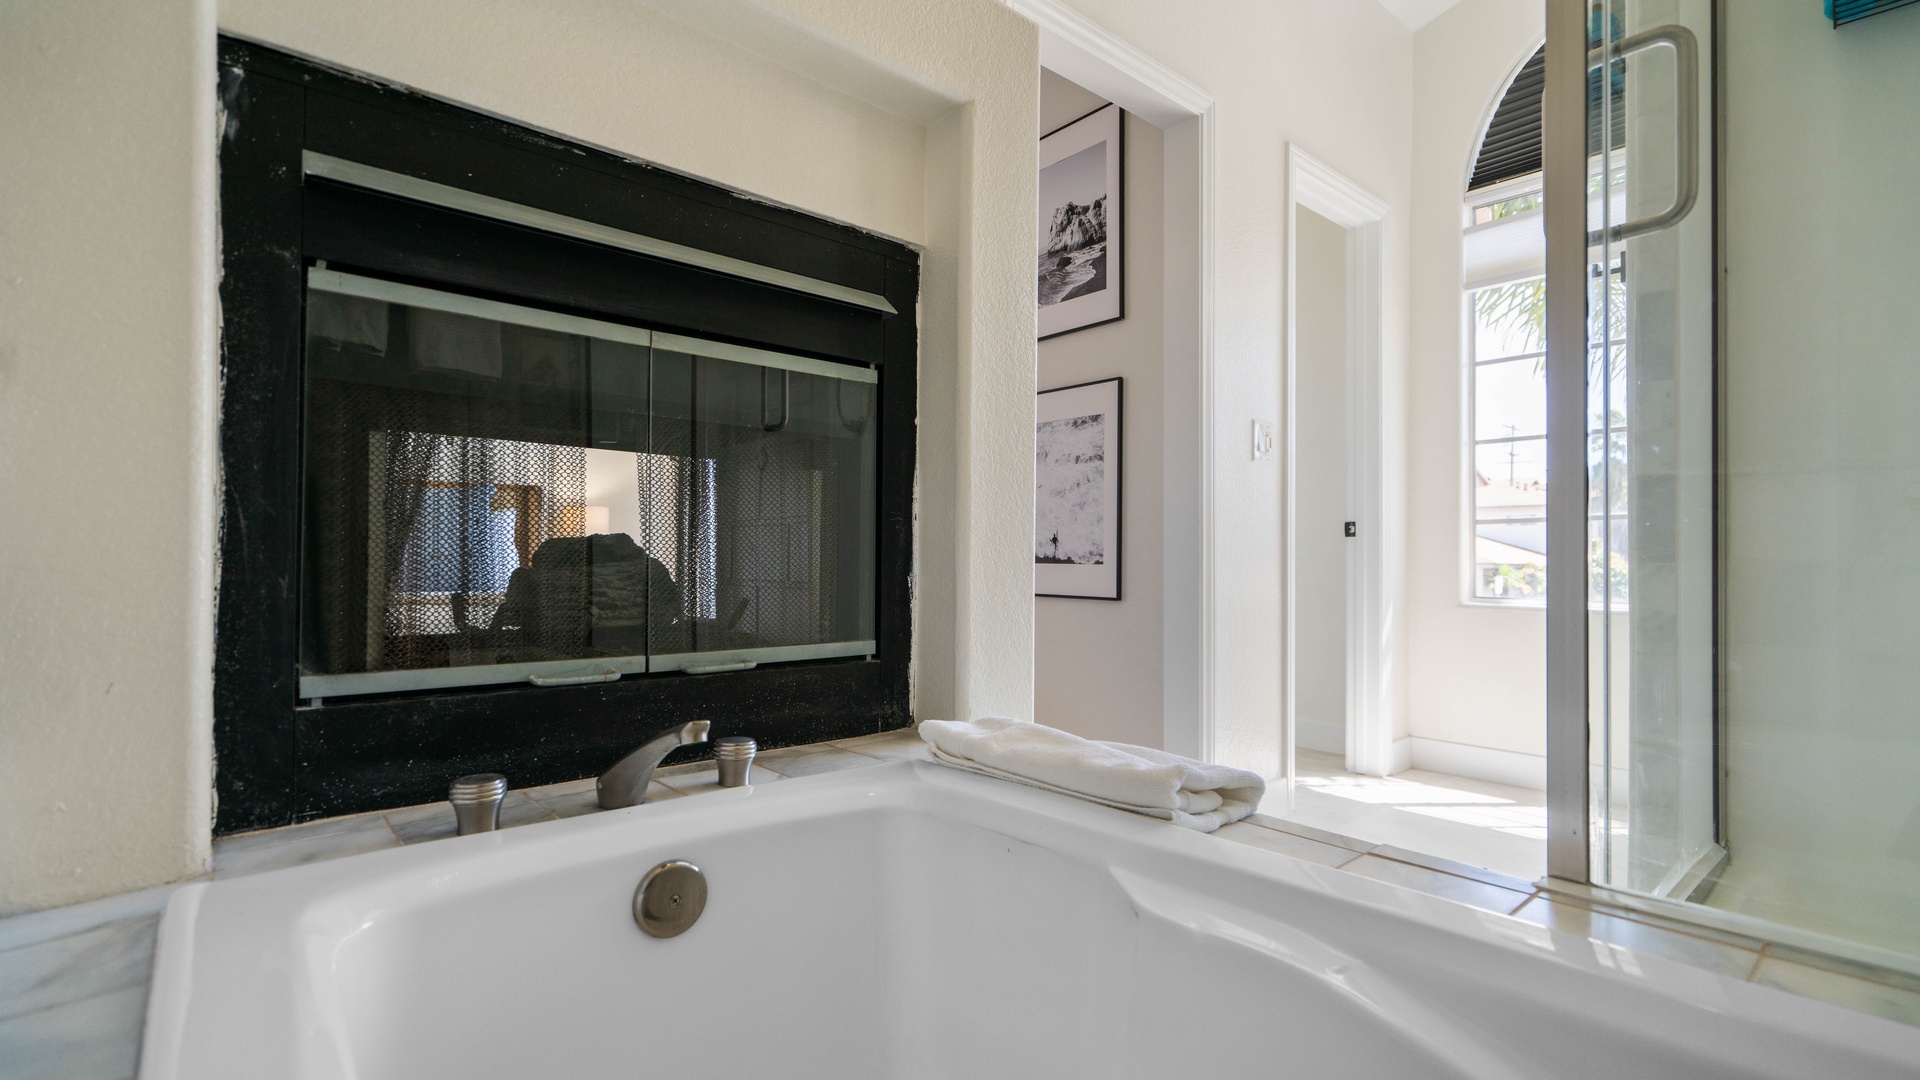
xmin=1037 ymin=103 xmax=1124 ymax=339
xmin=1035 ymin=377 xmax=1122 ymax=600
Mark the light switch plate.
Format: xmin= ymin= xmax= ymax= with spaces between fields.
xmin=1252 ymin=420 xmax=1276 ymax=461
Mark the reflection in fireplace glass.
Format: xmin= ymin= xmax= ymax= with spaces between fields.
xmin=299 ymin=274 xmax=878 ymax=697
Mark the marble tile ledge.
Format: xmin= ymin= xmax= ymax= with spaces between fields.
xmin=6 ymin=725 xmax=1920 ymax=1080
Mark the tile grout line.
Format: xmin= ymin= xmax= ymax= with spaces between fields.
xmin=1363 ymin=849 xmax=1536 ymax=897
xmin=1239 ymin=815 xmax=1379 ymax=854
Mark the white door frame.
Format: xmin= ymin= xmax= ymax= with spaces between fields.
xmin=1285 ymin=145 xmax=1398 ymax=778
xmin=1008 ymin=0 xmax=1220 ymax=763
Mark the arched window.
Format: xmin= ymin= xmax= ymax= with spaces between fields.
xmin=1464 ymin=46 xmax=1547 ymax=603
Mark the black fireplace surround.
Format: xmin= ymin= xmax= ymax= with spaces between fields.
xmin=215 ymin=39 xmax=917 ymax=833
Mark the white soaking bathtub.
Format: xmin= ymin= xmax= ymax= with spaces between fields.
xmin=141 ymin=761 xmax=1920 ymax=1079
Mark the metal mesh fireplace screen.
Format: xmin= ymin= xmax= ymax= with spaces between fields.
xmin=299 ymin=272 xmax=877 ymax=698
xmin=643 ymin=352 xmax=876 ymax=662
xmin=377 ymin=433 xmax=590 ymax=664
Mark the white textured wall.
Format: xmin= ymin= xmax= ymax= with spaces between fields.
xmin=1034 ymin=71 xmax=1166 ymax=749
xmin=221 ymin=0 xmax=934 ymax=249
xmin=1064 ymin=0 xmax=1413 ymax=778
xmin=1292 ymin=207 xmax=1348 ymax=755
xmin=1 ymin=0 xmax=1037 ymax=908
xmin=0 ymin=0 xmax=219 ymax=911
xmin=1710 ymin=1 xmax=1920 ymax=954
xmin=1403 ymin=0 xmax=1545 ymax=774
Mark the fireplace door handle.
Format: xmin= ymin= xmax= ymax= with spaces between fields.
xmin=762 ymin=368 xmax=790 ymax=432
xmin=683 ymin=660 xmax=759 ymax=675
xmin=528 ymin=669 xmax=621 ymax=687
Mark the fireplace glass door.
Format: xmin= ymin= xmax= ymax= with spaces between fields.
xmin=299 ymin=270 xmax=878 ymax=698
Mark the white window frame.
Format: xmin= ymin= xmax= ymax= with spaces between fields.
xmin=1460 ymin=257 xmax=1633 ymax=612
xmin=1464 ymin=275 xmax=1549 ymax=607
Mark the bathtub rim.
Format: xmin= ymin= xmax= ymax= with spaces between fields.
xmin=140 ymin=759 xmax=1920 ymax=1078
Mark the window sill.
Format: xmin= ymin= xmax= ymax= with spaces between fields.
xmin=1458 ymin=598 xmax=1634 ymax=614
xmin=1459 ymin=597 xmax=1546 ymax=610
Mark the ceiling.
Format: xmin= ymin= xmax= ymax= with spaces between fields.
xmin=1376 ymin=0 xmax=1467 ymax=31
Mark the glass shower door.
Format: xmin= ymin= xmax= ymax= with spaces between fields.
xmin=1589 ymin=0 xmax=1719 ymax=896
xmin=1546 ymin=0 xmax=1718 ymax=895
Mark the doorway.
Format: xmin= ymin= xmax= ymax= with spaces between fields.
xmin=1283 ymin=146 xmax=1395 ymax=783
xmin=1290 ymin=206 xmax=1350 ymax=760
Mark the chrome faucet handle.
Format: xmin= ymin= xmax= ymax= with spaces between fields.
xmin=450 ymin=773 xmax=507 ymax=835
xmin=597 ymin=721 xmax=711 ymax=809
xmin=714 ymin=736 xmax=757 ymax=788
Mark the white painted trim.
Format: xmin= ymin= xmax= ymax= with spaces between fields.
xmin=1408 ymin=737 xmax=1632 ymax=803
xmin=1009 ymin=0 xmax=1219 ymax=765
xmin=1285 ymin=145 xmax=1396 ymax=779
xmin=1003 ymin=0 xmax=1212 ymax=126
xmin=1410 ymin=737 xmax=1547 ymax=791
xmin=1389 ymin=735 xmax=1414 ymax=775
xmin=1194 ymin=106 xmax=1218 ymax=766
xmin=1292 ymin=149 xmax=1390 ymax=224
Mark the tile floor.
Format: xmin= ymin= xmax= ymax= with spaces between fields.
xmin=6 ymin=727 xmax=1920 ymax=1080
xmin=1263 ymin=747 xmax=1551 ymax=881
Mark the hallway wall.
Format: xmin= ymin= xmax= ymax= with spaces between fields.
xmin=1033 ymin=71 xmax=1167 ymax=749
xmin=1064 ymin=0 xmax=1414 ymax=778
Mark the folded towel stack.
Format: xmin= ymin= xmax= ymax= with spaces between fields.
xmin=918 ymin=716 xmax=1266 ymax=832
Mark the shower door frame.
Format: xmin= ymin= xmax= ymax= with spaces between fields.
xmin=1542 ymin=0 xmax=1594 ymax=885
xmin=1541 ymin=0 xmax=1725 ymax=889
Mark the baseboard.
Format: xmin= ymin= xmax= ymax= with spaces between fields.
xmin=1408 ymin=737 xmax=1546 ymax=790
xmin=1296 ymin=716 xmax=1344 ymax=755
xmin=1389 ymin=735 xmax=1413 ymax=774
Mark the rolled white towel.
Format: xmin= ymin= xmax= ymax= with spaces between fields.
xmin=918 ymin=716 xmax=1266 ymax=832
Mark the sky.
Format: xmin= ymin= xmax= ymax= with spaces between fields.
xmin=1039 ymin=141 xmax=1107 ymax=222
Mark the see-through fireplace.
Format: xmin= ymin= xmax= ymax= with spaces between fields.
xmin=215 ymin=40 xmax=916 ymax=831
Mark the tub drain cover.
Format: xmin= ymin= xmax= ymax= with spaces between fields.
xmin=634 ymin=860 xmax=707 ymax=938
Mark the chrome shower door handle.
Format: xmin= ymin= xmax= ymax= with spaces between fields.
xmin=1587 ymin=24 xmax=1700 ymax=246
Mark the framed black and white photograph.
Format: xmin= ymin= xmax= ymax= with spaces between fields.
xmin=1035 ymin=377 xmax=1122 ymax=600
xmin=1037 ymin=103 xmax=1123 ymax=339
